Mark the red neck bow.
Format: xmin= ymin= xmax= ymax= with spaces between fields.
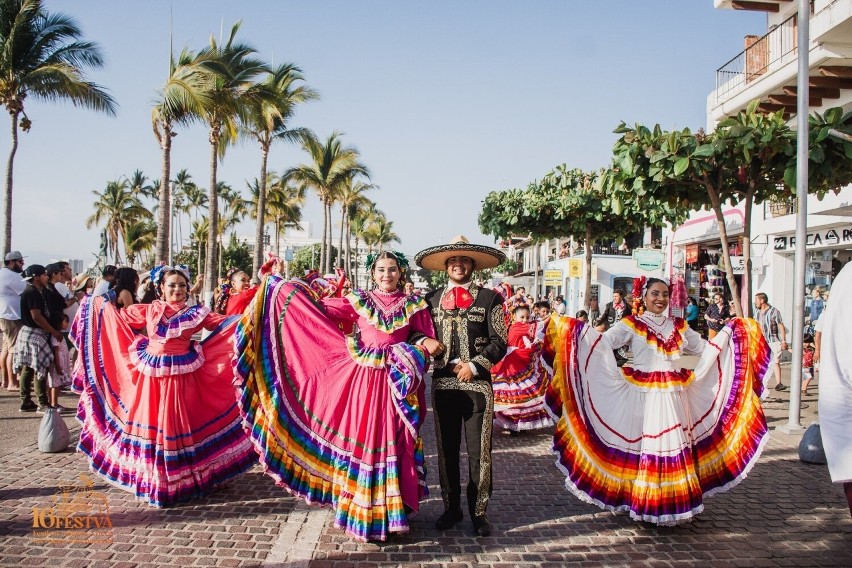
xmin=441 ymin=286 xmax=474 ymax=310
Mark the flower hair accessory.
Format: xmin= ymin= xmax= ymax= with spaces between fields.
xmin=365 ymin=251 xmax=410 ymax=271
xmin=151 ymin=264 xmax=191 ymax=287
xmin=632 ymin=276 xmax=646 ymax=299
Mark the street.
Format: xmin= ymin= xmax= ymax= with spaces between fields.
xmin=1 ymin=363 xmax=850 ymax=568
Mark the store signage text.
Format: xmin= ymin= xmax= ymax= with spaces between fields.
xmin=543 ymin=269 xmax=563 ymax=285
xmin=773 ymin=226 xmax=852 ymax=252
xmin=633 ymin=248 xmax=664 ymax=271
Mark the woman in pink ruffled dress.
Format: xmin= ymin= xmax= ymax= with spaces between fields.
xmin=234 ymin=252 xmax=441 ymax=541
xmin=72 ymin=267 xmax=255 ymax=506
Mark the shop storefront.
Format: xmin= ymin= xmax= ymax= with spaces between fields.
xmin=771 ymin=224 xmax=852 ymax=322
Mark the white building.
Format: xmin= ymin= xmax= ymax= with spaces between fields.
xmin=496 ymin=230 xmax=664 ymax=317
xmin=663 ymin=0 xmax=852 ymax=326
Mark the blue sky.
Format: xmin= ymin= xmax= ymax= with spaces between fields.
xmin=4 ymin=1 xmax=765 ymax=266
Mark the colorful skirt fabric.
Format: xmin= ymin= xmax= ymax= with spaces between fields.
xmin=233 ymin=277 xmax=429 ymax=542
xmin=71 ymin=296 xmax=255 ymax=507
xmin=490 ymin=344 xmax=555 ymax=432
xmin=545 ymin=316 xmax=770 ymax=525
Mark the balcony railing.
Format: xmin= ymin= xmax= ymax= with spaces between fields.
xmin=715 ymin=13 xmax=799 ymax=102
xmin=764 ymin=196 xmax=799 ymax=219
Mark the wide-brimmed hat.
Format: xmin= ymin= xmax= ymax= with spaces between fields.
xmin=414 ymin=235 xmax=506 ymax=271
xmin=72 ymin=273 xmax=92 ymax=292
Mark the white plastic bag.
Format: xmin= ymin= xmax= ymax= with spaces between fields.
xmin=38 ymin=408 xmax=70 ymax=453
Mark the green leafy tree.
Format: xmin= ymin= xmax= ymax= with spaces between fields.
xmin=607 ymin=102 xmax=852 ymax=316
xmin=289 ymin=243 xmax=338 ymax=277
xmin=480 ymin=166 xmax=660 ymax=309
xmin=0 ymin=0 xmax=117 ymax=254
xmin=241 ymin=62 xmax=318 ymax=278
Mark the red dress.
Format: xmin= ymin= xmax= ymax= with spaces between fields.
xmin=72 ymin=297 xmax=255 ymax=506
xmin=490 ymin=320 xmax=555 ymax=431
xmin=225 ymin=286 xmax=259 ymax=316
xmin=234 ymin=277 xmax=435 ymax=541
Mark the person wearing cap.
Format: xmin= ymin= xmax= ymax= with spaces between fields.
xmin=0 ymin=251 xmax=27 ymax=391
xmin=92 ymin=265 xmax=117 ymax=296
xmin=414 ymin=236 xmax=508 ymax=537
xmin=15 ymin=264 xmax=62 ymax=413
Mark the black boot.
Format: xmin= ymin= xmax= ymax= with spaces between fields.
xmin=435 ymin=508 xmax=463 ymax=530
xmin=472 ymin=513 xmax=491 ymax=537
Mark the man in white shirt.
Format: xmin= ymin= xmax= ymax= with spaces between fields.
xmin=0 ymin=251 xmax=27 ymax=390
xmin=50 ymin=261 xmax=79 ymax=324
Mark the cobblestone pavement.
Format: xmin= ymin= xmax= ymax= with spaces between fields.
xmin=1 ymin=364 xmax=850 ymax=567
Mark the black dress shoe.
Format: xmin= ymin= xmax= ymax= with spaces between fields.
xmin=472 ymin=514 xmax=491 ymax=536
xmin=435 ymin=508 xmax=463 ymax=530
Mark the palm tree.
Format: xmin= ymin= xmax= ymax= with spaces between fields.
xmin=190 ymin=216 xmax=209 ymax=280
xmin=86 ymin=179 xmax=151 ymax=264
xmin=348 ymin=206 xmax=372 ymax=287
xmin=266 ymin=175 xmax=305 ymax=257
xmin=127 ymin=170 xmax=156 ymax=204
xmin=194 ymin=21 xmax=266 ymax=300
xmin=151 ymin=47 xmax=212 ymax=264
xmin=0 ymin=0 xmax=117 ymax=254
xmin=337 ymin=180 xmax=375 ymax=273
xmin=216 ymin=180 xmax=248 ymax=276
xmin=172 ymin=168 xmax=199 ymax=249
xmin=124 ymin=220 xmax=156 ymax=268
xmin=284 ymin=131 xmax=369 ymax=274
xmin=241 ymin=62 xmax=318 ymax=278
xmin=362 ymin=209 xmax=400 ymax=253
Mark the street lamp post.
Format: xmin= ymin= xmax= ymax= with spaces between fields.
xmin=779 ymin=0 xmax=810 ymax=434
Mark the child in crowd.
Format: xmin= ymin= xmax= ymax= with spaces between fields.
xmin=801 ymin=333 xmax=816 ymax=396
xmin=534 ymin=301 xmax=551 ymax=321
xmin=48 ymin=314 xmax=72 ymax=413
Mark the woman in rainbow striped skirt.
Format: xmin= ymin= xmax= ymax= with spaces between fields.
xmin=233 ymin=252 xmax=441 ymax=541
xmin=72 ymin=267 xmax=255 ymax=507
xmin=545 ymin=276 xmax=770 ymax=525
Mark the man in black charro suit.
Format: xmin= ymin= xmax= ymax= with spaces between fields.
xmin=414 ymin=236 xmax=507 ymax=537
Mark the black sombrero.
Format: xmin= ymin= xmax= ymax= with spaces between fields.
xmin=414 ymin=235 xmax=506 ymax=271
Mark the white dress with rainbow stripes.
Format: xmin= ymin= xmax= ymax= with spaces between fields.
xmin=545 ymin=312 xmax=770 ymax=525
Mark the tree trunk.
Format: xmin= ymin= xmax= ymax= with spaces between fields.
xmin=705 ymin=182 xmax=743 ymax=318
xmin=338 ymin=205 xmax=345 ymax=269
xmin=325 ymin=201 xmax=333 ymax=274
xmin=252 ymin=144 xmax=270 ymax=281
xmin=742 ymin=193 xmax=754 ymax=318
xmin=274 ymin=217 xmax=281 ymax=257
xmin=319 ymin=197 xmax=328 ymax=272
xmin=155 ymin=121 xmax=172 ymax=264
xmin=584 ymin=226 xmax=594 ymax=310
xmin=204 ymin=127 xmax=220 ymax=303
xmin=353 ymin=234 xmax=360 ymax=288
xmin=3 ymin=111 xmax=19 ymax=255
xmin=197 ymin=237 xmax=203 ymax=281
xmin=345 ymin=214 xmax=352 ymax=277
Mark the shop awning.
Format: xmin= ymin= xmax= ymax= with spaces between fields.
xmin=672 ymin=210 xmax=744 ymax=245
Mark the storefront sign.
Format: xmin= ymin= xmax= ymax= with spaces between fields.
xmin=543 ymin=269 xmax=563 ymax=285
xmin=685 ymin=244 xmax=699 ymax=264
xmin=568 ymin=258 xmax=582 ymax=278
xmin=773 ymin=226 xmax=852 ymax=252
xmin=633 ymin=248 xmax=664 ymax=271
xmin=729 ymin=256 xmax=764 ymax=275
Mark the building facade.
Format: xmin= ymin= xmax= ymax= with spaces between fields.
xmin=662 ymin=0 xmax=852 ymax=325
